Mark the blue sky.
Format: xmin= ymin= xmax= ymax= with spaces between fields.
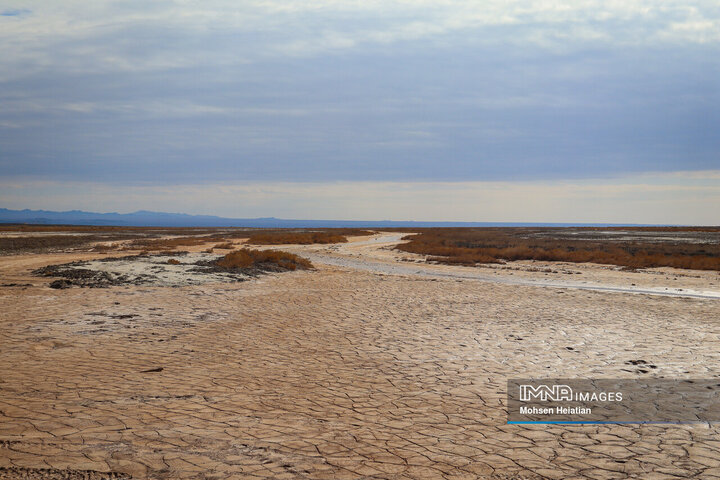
xmin=1 ymin=1 xmax=719 ymax=222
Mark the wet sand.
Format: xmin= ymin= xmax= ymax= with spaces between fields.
xmin=1 ymin=233 xmax=720 ymax=479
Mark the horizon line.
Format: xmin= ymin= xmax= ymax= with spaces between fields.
xmin=1 ymin=207 xmax=715 ymax=228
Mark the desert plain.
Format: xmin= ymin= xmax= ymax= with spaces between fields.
xmin=1 ymin=230 xmax=720 ymax=479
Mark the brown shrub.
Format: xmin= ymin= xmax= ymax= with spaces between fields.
xmin=167 ymin=259 xmax=181 ymax=265
xmin=216 ymin=248 xmax=313 ymax=271
xmin=0 ymin=235 xmax=135 ymax=254
xmin=126 ymin=236 xmax=226 ymax=251
xmin=396 ymin=228 xmax=720 ymax=271
xmin=0 ymin=226 xmax=374 ymax=254
xmin=245 ymin=232 xmax=349 ymax=245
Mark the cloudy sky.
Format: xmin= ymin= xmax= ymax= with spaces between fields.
xmin=1 ymin=1 xmax=718 ymax=223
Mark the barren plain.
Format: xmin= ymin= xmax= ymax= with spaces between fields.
xmin=1 ymin=231 xmax=720 ymax=479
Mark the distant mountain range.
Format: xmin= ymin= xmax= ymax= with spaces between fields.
xmin=0 ymin=208 xmax=638 ymax=228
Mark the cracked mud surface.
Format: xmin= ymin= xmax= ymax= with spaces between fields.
xmin=1 ymin=233 xmax=720 ymax=479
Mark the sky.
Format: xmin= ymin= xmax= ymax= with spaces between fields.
xmin=1 ymin=1 xmax=719 ymax=223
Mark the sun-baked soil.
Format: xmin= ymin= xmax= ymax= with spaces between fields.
xmin=1 ymin=232 xmax=720 ymax=479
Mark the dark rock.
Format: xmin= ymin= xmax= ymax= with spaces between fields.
xmin=49 ymin=279 xmax=73 ymax=289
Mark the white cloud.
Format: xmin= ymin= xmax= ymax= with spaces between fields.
xmin=1 ymin=0 xmax=719 ymax=74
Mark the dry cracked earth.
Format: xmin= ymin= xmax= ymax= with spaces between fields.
xmin=1 ymin=234 xmax=720 ymax=479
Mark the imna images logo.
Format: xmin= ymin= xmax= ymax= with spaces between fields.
xmin=519 ymin=384 xmax=573 ymax=402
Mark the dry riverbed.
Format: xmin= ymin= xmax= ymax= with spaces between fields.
xmin=1 ymin=233 xmax=720 ymax=479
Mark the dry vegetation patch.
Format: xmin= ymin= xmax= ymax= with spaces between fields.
xmin=0 ymin=235 xmax=139 ymax=254
xmin=397 ymin=228 xmax=720 ymax=271
xmin=0 ymin=225 xmax=375 ymax=254
xmin=246 ymin=232 xmax=347 ymax=245
xmin=215 ymin=248 xmax=313 ymax=271
xmin=125 ymin=236 xmax=228 ymax=251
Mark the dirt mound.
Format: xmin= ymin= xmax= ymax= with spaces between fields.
xmin=33 ymin=251 xmax=312 ymax=288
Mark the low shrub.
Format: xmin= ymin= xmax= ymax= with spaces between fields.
xmin=126 ymin=236 xmax=227 ymax=251
xmin=245 ymin=232 xmax=349 ymax=245
xmin=396 ymin=228 xmax=720 ymax=271
xmin=0 ymin=235 xmax=135 ymax=254
xmin=216 ymin=248 xmax=313 ymax=271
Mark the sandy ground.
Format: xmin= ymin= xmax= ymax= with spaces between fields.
xmin=1 ymin=233 xmax=720 ymax=479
